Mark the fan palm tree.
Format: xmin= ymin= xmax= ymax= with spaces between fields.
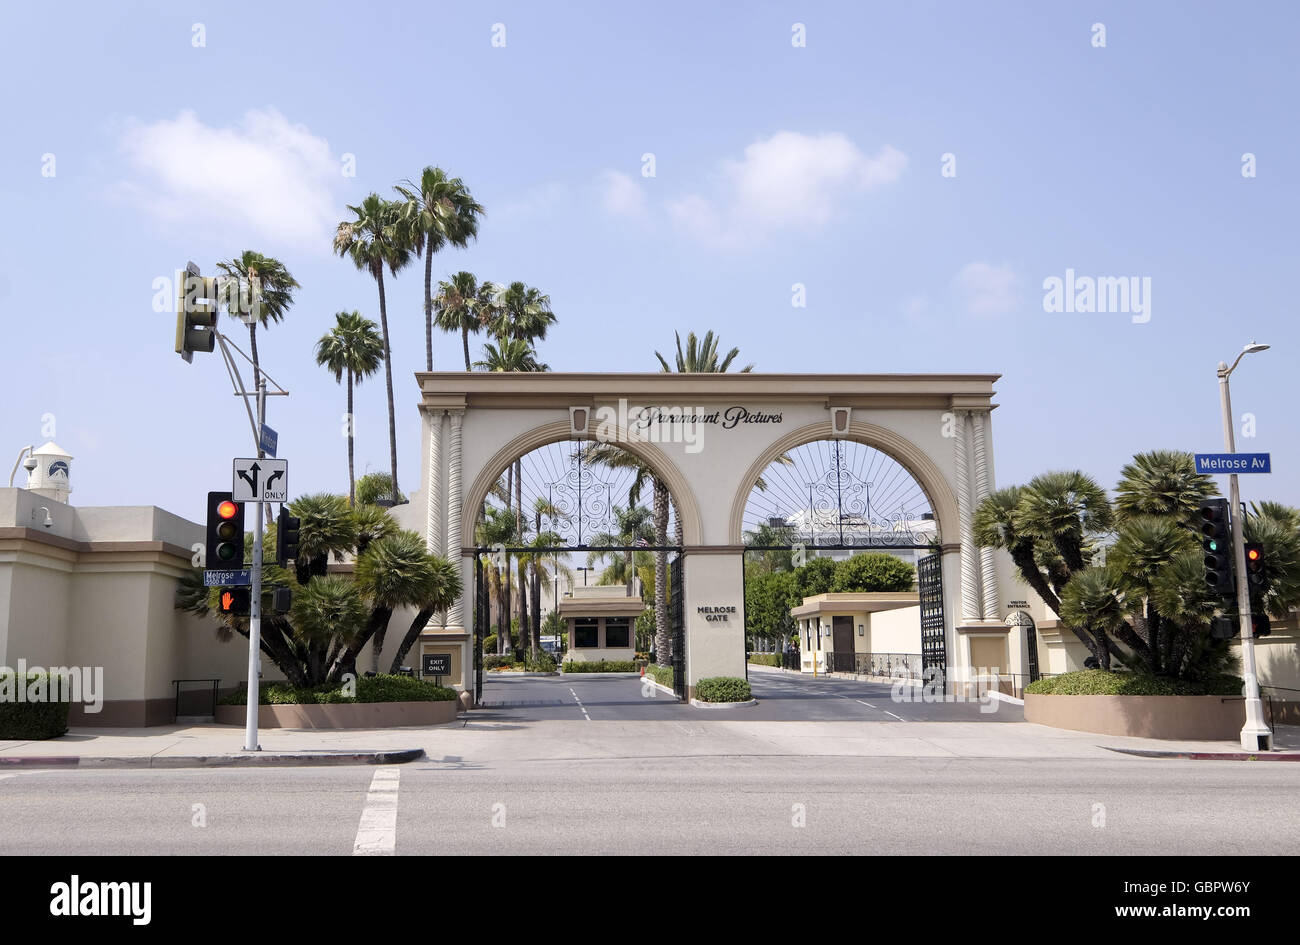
xmin=433 ymin=272 xmax=493 ymax=371
xmin=474 ymin=337 xmax=548 ymax=372
xmin=395 ymin=168 xmax=485 ymax=371
xmin=1114 ymin=450 xmax=1217 ymax=524
xmin=215 ymin=252 xmax=299 ymax=448
xmin=655 ymin=329 xmax=754 ymax=373
xmin=476 ymin=504 xmax=519 ymax=653
xmin=486 ymin=281 xmax=556 ymax=345
xmin=344 ymin=530 xmax=442 ymax=677
xmin=334 ymin=194 xmax=413 ymax=504
xmin=587 ymin=504 xmax=654 ymax=595
xmin=1012 ymin=471 xmax=1113 ymax=574
xmin=314 ymin=311 xmax=384 ymax=506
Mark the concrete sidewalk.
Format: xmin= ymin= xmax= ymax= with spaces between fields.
xmin=1 ymin=714 xmax=1297 ymax=768
xmin=0 ymin=722 xmax=442 ymax=768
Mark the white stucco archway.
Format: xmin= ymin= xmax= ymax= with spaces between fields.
xmin=410 ymin=372 xmax=1012 ymax=703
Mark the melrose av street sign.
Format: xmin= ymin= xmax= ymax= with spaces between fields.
xmin=1194 ymin=453 xmax=1271 ymax=474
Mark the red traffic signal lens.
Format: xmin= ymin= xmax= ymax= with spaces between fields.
xmin=220 ymin=591 xmax=235 ymax=611
xmin=217 ymin=500 xmax=239 ymax=519
xmin=1247 ymin=548 xmax=1261 ymax=561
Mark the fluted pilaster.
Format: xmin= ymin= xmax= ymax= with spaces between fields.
xmin=971 ymin=410 xmax=999 ymax=620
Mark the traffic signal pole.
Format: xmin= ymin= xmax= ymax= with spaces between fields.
xmin=1218 ymin=363 xmax=1272 ymax=751
xmin=244 ymin=379 xmax=266 ymax=752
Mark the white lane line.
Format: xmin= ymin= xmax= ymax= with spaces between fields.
xmin=856 ymin=701 xmax=875 ymax=708
xmin=884 ymin=710 xmax=905 ymax=722
xmin=569 ymin=687 xmax=591 ymax=721
xmin=353 ymin=767 xmax=400 ymax=856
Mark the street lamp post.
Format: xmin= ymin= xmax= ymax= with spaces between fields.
xmin=1217 ymin=341 xmax=1272 ymax=752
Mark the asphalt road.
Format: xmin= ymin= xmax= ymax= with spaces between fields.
xmin=2 ymin=755 xmax=1298 ymax=856
xmin=2 ymin=673 xmax=1294 ymax=856
xmin=476 ymin=667 xmax=1025 ymax=722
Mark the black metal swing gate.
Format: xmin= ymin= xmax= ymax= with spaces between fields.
xmin=473 ymin=544 xmax=687 ymax=701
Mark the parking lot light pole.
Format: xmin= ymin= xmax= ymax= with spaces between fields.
xmin=1217 ymin=341 xmax=1272 ymax=752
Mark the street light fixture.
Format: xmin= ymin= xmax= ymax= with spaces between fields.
xmin=1216 ymin=340 xmax=1272 ymax=751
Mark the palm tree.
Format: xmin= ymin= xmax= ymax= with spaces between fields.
xmin=395 ymin=168 xmax=484 ymax=371
xmin=347 ymin=530 xmax=443 ymax=677
xmin=474 ymin=337 xmax=548 ymax=372
xmin=433 ymin=272 xmax=493 ymax=371
xmin=655 ymin=329 xmax=754 ymax=373
xmin=588 ymin=504 xmax=654 ymax=594
xmin=1114 ymin=450 xmax=1217 ymax=524
xmin=215 ymin=251 xmax=299 ymax=448
xmin=334 ymin=194 xmax=413 ymax=504
xmin=476 ymin=504 xmax=519 ymax=653
xmin=486 ymin=281 xmax=556 ymax=345
xmin=314 ymin=311 xmax=384 ymax=506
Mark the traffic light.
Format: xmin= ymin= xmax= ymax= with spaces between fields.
xmin=272 ymin=586 xmax=293 ymax=614
xmin=174 ymin=267 xmax=219 ymax=362
xmin=1210 ymin=616 xmax=1237 ymax=640
xmin=205 ymin=491 xmax=245 ymax=568
xmin=1244 ymin=542 xmax=1265 ymax=589
xmin=1199 ymin=498 xmax=1234 ymax=593
xmin=215 ymin=587 xmax=251 ymax=616
xmin=275 ymin=512 xmax=300 ymax=566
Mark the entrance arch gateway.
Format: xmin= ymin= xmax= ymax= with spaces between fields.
xmin=413 ymin=372 xmax=1012 ymax=704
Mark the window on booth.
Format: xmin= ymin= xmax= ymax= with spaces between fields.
xmin=605 ymin=617 xmax=631 ymax=648
xmin=574 ymin=618 xmax=599 ymax=648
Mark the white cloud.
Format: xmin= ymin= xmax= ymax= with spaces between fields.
xmin=116 ymin=108 xmax=341 ymax=250
xmin=669 ymin=131 xmax=906 ymax=248
xmin=598 ymin=170 xmax=648 ymax=218
xmin=955 ymin=262 xmax=1019 ymax=317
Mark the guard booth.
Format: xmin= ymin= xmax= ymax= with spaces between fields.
xmin=557 ymin=586 xmax=644 ymax=663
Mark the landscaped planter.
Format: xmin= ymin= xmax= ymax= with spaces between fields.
xmin=215 ymin=699 xmax=460 ymax=729
xmin=1024 ymin=693 xmax=1246 ymax=740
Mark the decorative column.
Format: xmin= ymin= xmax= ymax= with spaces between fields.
xmin=445 ymin=410 xmax=465 ymax=631
xmin=954 ymin=410 xmax=980 ymax=622
xmin=971 ymin=410 xmax=999 ymax=620
xmin=425 ymin=408 xmax=444 ymax=628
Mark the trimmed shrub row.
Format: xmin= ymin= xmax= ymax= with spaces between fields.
xmin=747 ymin=654 xmax=781 ymax=667
xmin=0 ymin=673 xmax=70 ymax=739
xmin=695 ymin=676 xmax=752 ymax=703
xmin=1025 ymin=670 xmax=1244 ymax=697
xmin=562 ymin=660 xmax=638 ymax=673
xmin=220 ymin=673 xmax=458 ymax=706
xmin=485 ymin=653 xmax=558 ymax=672
xmin=646 ymin=663 xmax=675 ymax=689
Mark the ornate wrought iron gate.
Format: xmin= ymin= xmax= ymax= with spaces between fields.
xmin=917 ymin=551 xmax=947 ymax=690
xmin=670 ymin=553 xmax=686 ymax=699
xmin=474 ymin=554 xmax=488 ymax=697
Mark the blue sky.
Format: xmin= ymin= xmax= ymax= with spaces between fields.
xmin=2 ymin=1 xmax=1297 ymax=523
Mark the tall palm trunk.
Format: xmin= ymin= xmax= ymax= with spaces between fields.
xmin=346 ymin=368 xmax=355 ymax=507
xmin=424 ymin=241 xmax=434 ymax=372
xmin=375 ymin=270 xmax=399 ymax=503
xmin=462 ymin=325 xmax=472 ymax=371
xmin=653 ymin=478 xmax=670 ymax=664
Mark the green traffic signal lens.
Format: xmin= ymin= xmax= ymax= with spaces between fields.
xmin=217 ymin=543 xmax=238 ymax=561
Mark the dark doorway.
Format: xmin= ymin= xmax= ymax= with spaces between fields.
xmin=831 ymin=615 xmax=855 ymax=672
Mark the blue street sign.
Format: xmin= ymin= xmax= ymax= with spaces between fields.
xmin=204 ymin=569 xmax=252 ymax=587
xmin=259 ymin=425 xmax=278 ymax=458
xmin=1194 ymin=453 xmax=1271 ymax=474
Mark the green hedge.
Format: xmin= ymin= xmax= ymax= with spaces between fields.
xmin=695 ymin=676 xmax=752 ymax=703
xmin=1025 ymin=670 xmax=1244 ymax=697
xmin=646 ymin=663 xmax=675 ymax=689
xmin=748 ymin=654 xmax=781 ymax=667
xmin=483 ymin=633 xmax=497 ymax=654
xmin=484 ymin=655 xmax=513 ymax=671
xmin=0 ymin=673 xmax=71 ymax=739
xmin=562 ymin=660 xmax=638 ymax=673
xmin=220 ymin=673 xmax=458 ymax=706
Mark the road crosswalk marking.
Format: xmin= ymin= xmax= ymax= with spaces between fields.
xmin=353 ymin=767 xmax=400 ymax=855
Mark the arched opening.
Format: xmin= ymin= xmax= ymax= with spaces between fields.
xmin=467 ymin=436 xmax=690 ymax=701
xmin=737 ymin=435 xmax=947 ymax=686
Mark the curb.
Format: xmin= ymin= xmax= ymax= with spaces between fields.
xmin=485 ymin=671 xmax=560 ymax=677
xmin=1104 ymin=747 xmax=1300 ymax=762
xmin=690 ymin=698 xmax=759 ymax=709
xmin=0 ymin=748 xmax=427 ymax=770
